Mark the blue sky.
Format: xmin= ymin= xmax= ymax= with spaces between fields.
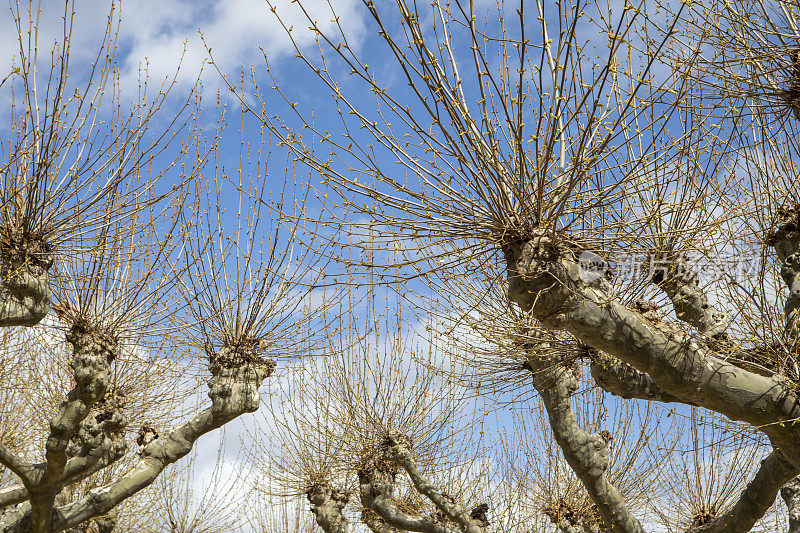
xmin=2 ymin=1 xmax=790 ymax=530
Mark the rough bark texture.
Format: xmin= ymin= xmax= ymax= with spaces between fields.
xmin=0 ymin=345 xmax=274 ymax=532
xmin=505 ymin=233 xmax=800 ymax=462
xmin=503 ymin=231 xmax=800 ymax=531
xmin=651 ymin=255 xmax=729 ymax=340
xmin=769 ymin=205 xmax=800 ymax=343
xmin=768 ymin=206 xmax=800 ymax=532
xmin=307 ymin=484 xmax=350 ymax=533
xmin=0 ymin=485 xmax=28 ymax=510
xmin=26 ymin=328 xmax=120 ymax=532
xmin=0 ymin=245 xmax=52 ymax=327
xmin=385 ymin=435 xmax=488 ymax=533
xmin=361 ymin=509 xmax=397 ymax=533
xmin=589 ymin=351 xmax=685 ymax=404
xmin=525 ymin=356 xmax=644 ymax=533
xmin=782 ymin=478 xmax=800 ymax=533
xmin=358 ymin=448 xmax=456 ymax=533
xmin=0 ymin=395 xmax=129 ymax=511
xmin=357 ymin=433 xmax=487 ymax=533
xmin=587 ymin=301 xmax=689 ymax=405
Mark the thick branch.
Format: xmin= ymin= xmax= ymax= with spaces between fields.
xmin=688 ymin=452 xmax=797 ymax=532
xmin=29 ymin=329 xmax=119 ymax=532
xmin=360 ymin=482 xmax=457 ymax=533
xmin=358 ymin=440 xmax=460 ymax=533
xmin=0 ymin=442 xmax=124 ymax=511
xmin=0 ymin=399 xmax=128 ymax=512
xmin=589 ymin=351 xmax=687 ymax=404
xmin=385 ymin=434 xmax=488 ymax=533
xmin=768 ymin=205 xmax=800 ymax=344
xmin=362 ymin=509 xmax=397 ymax=533
xmin=63 ymin=511 xmax=116 ymax=533
xmin=525 ymin=358 xmax=644 ymax=533
xmin=651 ymin=255 xmax=728 ymax=339
xmin=307 ymin=483 xmax=350 ymax=533
xmin=61 ymin=440 xmax=126 ymax=489
xmin=782 ymin=477 xmax=800 ymax=533
xmin=506 ymin=234 xmax=800 ymax=467
xmin=0 ymin=251 xmax=52 ymax=327
xmin=588 ymin=303 xmax=690 ymax=404
xmin=0 ymin=347 xmax=274 ymax=532
xmin=0 ymin=443 xmax=35 ymax=487
xmin=48 ymin=410 xmax=230 ymax=530
xmin=0 ymin=502 xmax=30 ymax=529
xmin=0 ymin=485 xmax=28 ymax=510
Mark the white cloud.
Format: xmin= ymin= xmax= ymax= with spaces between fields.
xmin=0 ymin=0 xmax=365 ymax=101
xmin=115 ymin=0 xmax=366 ymax=93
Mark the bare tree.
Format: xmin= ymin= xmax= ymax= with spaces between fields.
xmin=253 ymin=292 xmax=498 ymax=533
xmin=214 ymin=0 xmax=800 ymax=530
xmin=0 ymin=1 xmax=328 ymax=531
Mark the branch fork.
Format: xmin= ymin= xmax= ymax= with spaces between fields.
xmin=356 ymin=433 xmax=488 ymax=533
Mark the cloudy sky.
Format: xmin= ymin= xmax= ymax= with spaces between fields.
xmin=1 ymin=0 xmax=366 ymax=94
xmin=0 ymin=1 xmax=726 ymax=531
xmin=0 ymin=2 xmax=371 ymax=529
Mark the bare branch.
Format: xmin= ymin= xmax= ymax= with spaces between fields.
xmin=0 ymin=483 xmax=28 ymax=512
xmin=385 ymin=433 xmax=488 ymax=533
xmin=0 ymin=347 xmax=273 ymax=532
xmin=651 ymin=255 xmax=729 ymax=341
xmin=0 ymin=414 xmax=127 ymax=511
xmin=768 ymin=204 xmax=800 ymax=343
xmin=506 ymin=233 xmax=800 ymax=464
xmin=782 ymin=477 xmax=800 ymax=533
xmin=589 ymin=351 xmax=687 ymax=405
xmin=358 ymin=469 xmax=458 ymax=533
xmin=0 ymin=443 xmax=35 ymax=488
xmin=26 ymin=328 xmax=120 ymax=531
xmin=689 ymin=452 xmax=797 ymax=533
xmin=524 ymin=355 xmax=645 ymax=533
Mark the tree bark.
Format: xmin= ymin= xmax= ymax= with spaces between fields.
xmin=361 ymin=509 xmax=397 ymax=533
xmin=386 ymin=434 xmax=488 ymax=533
xmin=782 ymin=478 xmax=800 ymax=533
xmin=0 ymin=251 xmax=51 ymax=327
xmin=525 ymin=356 xmax=645 ymax=533
xmin=307 ymin=484 xmax=350 ymax=533
xmin=0 ymin=347 xmax=274 ymax=532
xmin=589 ymin=351 xmax=686 ymax=404
xmin=769 ymin=205 xmax=800 ymax=343
xmin=651 ymin=255 xmax=728 ymax=340
xmin=765 ymin=204 xmax=800 ymax=531
xmin=28 ymin=328 xmax=119 ymax=532
xmin=357 ymin=433 xmax=488 ymax=533
xmin=504 ymin=234 xmax=800 ymax=467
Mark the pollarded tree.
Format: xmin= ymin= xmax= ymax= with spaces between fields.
xmin=0 ymin=2 xmax=328 ymax=531
xmin=255 ymin=291 xmax=499 ymax=533
xmin=222 ymin=0 xmax=800 ymax=530
xmin=253 ymin=289 xmax=678 ymax=533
